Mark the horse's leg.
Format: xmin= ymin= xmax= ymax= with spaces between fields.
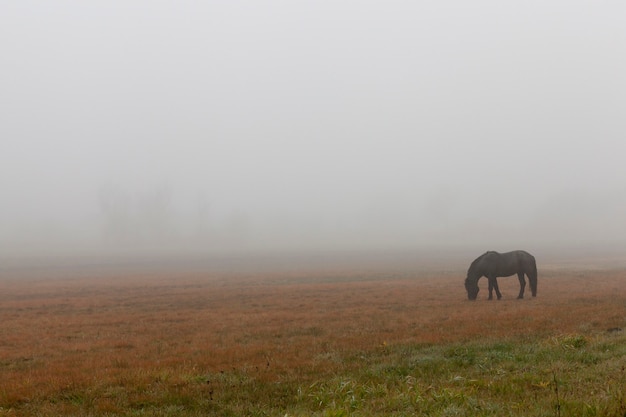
xmin=529 ymin=268 xmax=538 ymax=297
xmin=517 ymin=272 xmax=526 ymax=299
xmin=487 ymin=276 xmax=501 ymax=300
xmin=492 ymin=277 xmax=502 ymax=300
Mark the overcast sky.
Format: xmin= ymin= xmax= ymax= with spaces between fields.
xmin=1 ymin=1 xmax=625 ymax=256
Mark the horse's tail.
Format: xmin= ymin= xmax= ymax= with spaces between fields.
xmin=529 ymin=256 xmax=538 ymax=297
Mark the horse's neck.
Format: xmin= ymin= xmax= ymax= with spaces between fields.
xmin=467 ymin=271 xmax=482 ymax=283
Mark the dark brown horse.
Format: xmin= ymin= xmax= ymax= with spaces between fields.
xmin=464 ymin=250 xmax=537 ymax=300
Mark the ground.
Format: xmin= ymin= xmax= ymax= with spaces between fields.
xmin=1 ymin=251 xmax=626 ymax=416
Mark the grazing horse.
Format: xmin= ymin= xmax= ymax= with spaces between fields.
xmin=464 ymin=250 xmax=537 ymax=300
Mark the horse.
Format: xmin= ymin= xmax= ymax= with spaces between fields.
xmin=464 ymin=250 xmax=537 ymax=300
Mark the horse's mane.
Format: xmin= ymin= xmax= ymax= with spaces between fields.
xmin=468 ymin=251 xmax=497 ymax=273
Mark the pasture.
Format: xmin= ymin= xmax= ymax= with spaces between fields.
xmin=1 ymin=253 xmax=626 ymax=416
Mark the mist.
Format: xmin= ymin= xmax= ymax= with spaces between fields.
xmin=2 ymin=1 xmax=626 ymax=260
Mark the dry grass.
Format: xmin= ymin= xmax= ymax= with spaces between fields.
xmin=1 ymin=255 xmax=626 ymax=415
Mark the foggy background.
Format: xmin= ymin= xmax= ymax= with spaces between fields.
xmin=1 ymin=1 xmax=626 ymax=260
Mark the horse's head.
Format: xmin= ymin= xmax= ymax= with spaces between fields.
xmin=465 ymin=277 xmax=479 ymax=300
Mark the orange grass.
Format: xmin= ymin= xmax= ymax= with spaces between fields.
xmin=1 ymin=257 xmax=626 ymax=414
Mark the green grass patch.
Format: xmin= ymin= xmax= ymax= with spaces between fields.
xmin=3 ymin=332 xmax=626 ymax=416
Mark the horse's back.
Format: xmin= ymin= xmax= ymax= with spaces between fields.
xmin=507 ymin=250 xmax=537 ymax=275
xmin=474 ymin=250 xmax=536 ymax=277
xmin=510 ymin=250 xmax=536 ymax=264
xmin=498 ymin=250 xmax=533 ymax=261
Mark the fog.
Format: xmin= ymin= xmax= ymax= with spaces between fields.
xmin=2 ymin=1 xmax=626 ymax=259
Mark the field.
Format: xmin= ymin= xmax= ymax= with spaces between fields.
xmin=1 ymin=252 xmax=626 ymax=416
